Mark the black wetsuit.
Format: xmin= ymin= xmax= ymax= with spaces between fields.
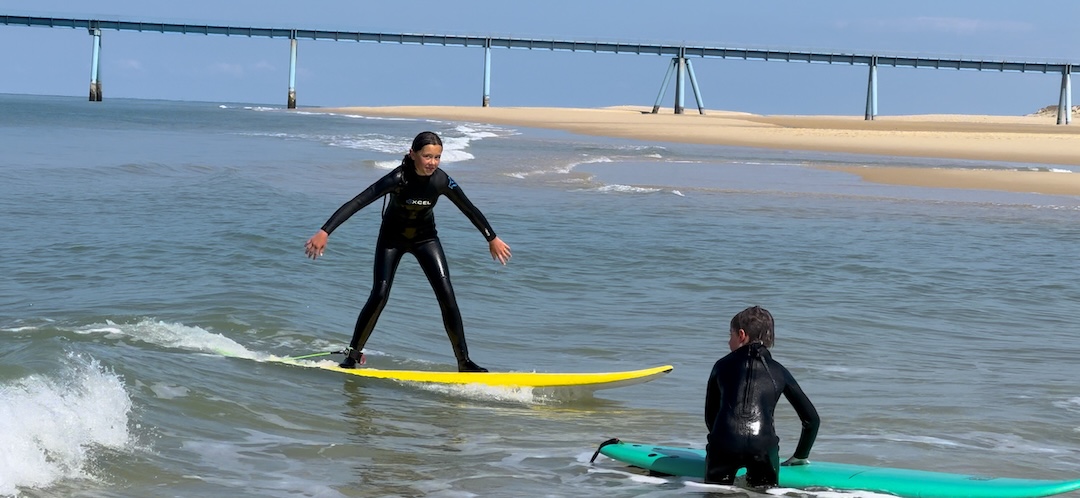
xmin=320 ymin=165 xmax=497 ymax=368
xmin=704 ymin=342 xmax=820 ymax=487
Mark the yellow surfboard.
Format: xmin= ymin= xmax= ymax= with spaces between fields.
xmin=275 ymin=358 xmax=673 ymax=391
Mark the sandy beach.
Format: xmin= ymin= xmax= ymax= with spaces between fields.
xmin=316 ymin=105 xmax=1080 ymax=196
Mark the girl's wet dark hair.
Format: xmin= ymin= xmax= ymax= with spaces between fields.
xmin=402 ymin=131 xmax=443 ymax=169
xmin=411 ymin=131 xmax=442 ymax=151
xmin=730 ymin=305 xmax=775 ymax=348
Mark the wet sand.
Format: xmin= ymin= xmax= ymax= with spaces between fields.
xmin=315 ymin=105 xmax=1080 ymax=196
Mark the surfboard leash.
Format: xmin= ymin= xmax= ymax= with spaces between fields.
xmin=282 ymin=350 xmax=346 ymax=361
xmin=590 ymin=438 xmax=621 ymax=463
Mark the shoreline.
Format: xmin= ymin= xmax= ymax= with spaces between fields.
xmin=314 ymin=105 xmax=1080 ymax=196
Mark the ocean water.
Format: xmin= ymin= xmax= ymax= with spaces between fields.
xmin=1 ymin=93 xmax=1078 ymax=498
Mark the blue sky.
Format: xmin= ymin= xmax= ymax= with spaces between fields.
xmin=2 ymin=0 xmax=1077 ymax=116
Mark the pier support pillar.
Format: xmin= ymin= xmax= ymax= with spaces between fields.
xmin=651 ymin=59 xmax=676 ymax=114
xmin=674 ymin=51 xmax=686 ymax=115
xmin=1057 ymin=66 xmax=1072 ymax=125
xmin=686 ymin=59 xmax=706 ymax=115
xmin=287 ymin=35 xmax=298 ymax=109
xmin=651 ymin=53 xmax=706 ymax=115
xmin=88 ymin=28 xmax=102 ymax=102
xmin=482 ymin=41 xmax=492 ymax=107
xmin=865 ymin=56 xmax=878 ymax=120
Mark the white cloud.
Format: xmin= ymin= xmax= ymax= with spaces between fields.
xmin=117 ymin=59 xmax=142 ymax=70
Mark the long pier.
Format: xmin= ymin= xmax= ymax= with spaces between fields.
xmin=1 ymin=14 xmax=1074 ymax=124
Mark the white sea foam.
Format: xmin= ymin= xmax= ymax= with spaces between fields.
xmin=413 ymin=382 xmax=540 ymax=404
xmin=410 ymin=375 xmax=609 ymax=404
xmin=235 ymin=118 xmax=513 ymax=173
xmin=77 ymin=319 xmax=257 ymax=360
xmin=73 ymin=319 xmax=359 ymax=364
xmin=438 ymin=135 xmax=475 ymax=164
xmin=301 ymin=109 xmax=427 ymax=122
xmin=453 ymin=123 xmax=503 ymax=140
xmin=683 ymin=480 xmax=741 ymax=492
xmin=766 ymin=487 xmax=897 ymax=498
xmin=1 ymin=326 xmax=38 ymax=332
xmin=506 ymin=156 xmax=613 ymax=179
xmin=1056 ymin=397 xmax=1080 ymax=413
xmin=372 ymin=159 xmax=402 ymax=170
xmin=236 ymin=130 xmax=408 ymax=155
xmin=685 ymin=477 xmax=910 ymax=497
xmin=595 ymin=184 xmax=663 ymax=194
xmin=237 ymin=120 xmax=515 ymax=165
xmin=0 ymin=355 xmax=134 ymax=495
xmin=327 ymin=134 xmax=409 ymax=155
xmin=335 ymin=113 xmax=416 ymax=121
xmin=585 ymin=466 xmax=669 ymax=484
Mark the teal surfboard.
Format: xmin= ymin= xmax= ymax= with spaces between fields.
xmin=592 ymin=439 xmax=1080 ymax=498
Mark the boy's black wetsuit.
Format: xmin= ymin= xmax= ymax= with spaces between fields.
xmin=319 ymin=165 xmax=497 ymax=371
xmin=705 ymin=342 xmax=820 ymax=487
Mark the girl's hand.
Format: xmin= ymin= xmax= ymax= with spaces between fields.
xmin=488 ymin=237 xmax=511 ymax=265
xmin=305 ymin=230 xmax=329 ymax=260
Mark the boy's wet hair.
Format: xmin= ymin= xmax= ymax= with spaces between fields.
xmin=730 ymin=306 xmax=775 ymax=348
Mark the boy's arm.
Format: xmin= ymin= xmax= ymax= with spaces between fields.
xmin=783 ymin=376 xmax=820 ymax=460
xmin=704 ymin=366 xmax=719 ymax=431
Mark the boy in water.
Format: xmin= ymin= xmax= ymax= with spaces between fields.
xmin=705 ymin=306 xmax=820 ymax=488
